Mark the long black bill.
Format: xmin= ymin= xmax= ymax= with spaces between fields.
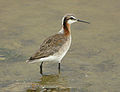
xmin=77 ymin=19 xmax=90 ymax=24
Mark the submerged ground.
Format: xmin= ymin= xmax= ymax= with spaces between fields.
xmin=0 ymin=0 xmax=120 ymax=92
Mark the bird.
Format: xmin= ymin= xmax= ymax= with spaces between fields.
xmin=26 ymin=14 xmax=90 ymax=74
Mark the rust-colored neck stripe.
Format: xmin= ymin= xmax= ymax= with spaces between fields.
xmin=63 ymin=18 xmax=70 ymax=36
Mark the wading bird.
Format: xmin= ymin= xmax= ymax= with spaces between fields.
xmin=26 ymin=14 xmax=89 ymax=74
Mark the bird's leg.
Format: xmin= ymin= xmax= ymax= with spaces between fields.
xmin=40 ymin=62 xmax=43 ymax=74
xmin=58 ymin=63 xmax=60 ymax=74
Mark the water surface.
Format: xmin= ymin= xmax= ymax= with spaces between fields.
xmin=0 ymin=0 xmax=120 ymax=92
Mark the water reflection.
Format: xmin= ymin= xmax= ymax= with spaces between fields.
xmin=27 ymin=86 xmax=70 ymax=92
xmin=26 ymin=74 xmax=72 ymax=92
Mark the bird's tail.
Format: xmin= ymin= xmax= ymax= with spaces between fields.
xmin=26 ymin=57 xmax=39 ymax=63
xmin=26 ymin=57 xmax=34 ymax=63
xmin=26 ymin=59 xmax=36 ymax=64
xmin=26 ymin=59 xmax=30 ymax=63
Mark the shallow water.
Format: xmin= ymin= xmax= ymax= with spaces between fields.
xmin=0 ymin=0 xmax=120 ymax=92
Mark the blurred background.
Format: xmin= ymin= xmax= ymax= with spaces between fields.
xmin=0 ymin=0 xmax=120 ymax=92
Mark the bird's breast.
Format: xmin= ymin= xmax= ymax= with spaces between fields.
xmin=54 ymin=35 xmax=71 ymax=62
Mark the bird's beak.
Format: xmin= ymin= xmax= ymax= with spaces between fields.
xmin=77 ymin=19 xmax=90 ymax=24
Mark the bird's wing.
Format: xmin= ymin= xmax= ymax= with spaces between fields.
xmin=28 ymin=34 xmax=67 ymax=61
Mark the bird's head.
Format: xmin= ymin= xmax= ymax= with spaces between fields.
xmin=62 ymin=14 xmax=90 ymax=25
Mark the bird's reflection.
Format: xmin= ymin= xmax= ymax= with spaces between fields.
xmin=26 ymin=74 xmax=71 ymax=92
